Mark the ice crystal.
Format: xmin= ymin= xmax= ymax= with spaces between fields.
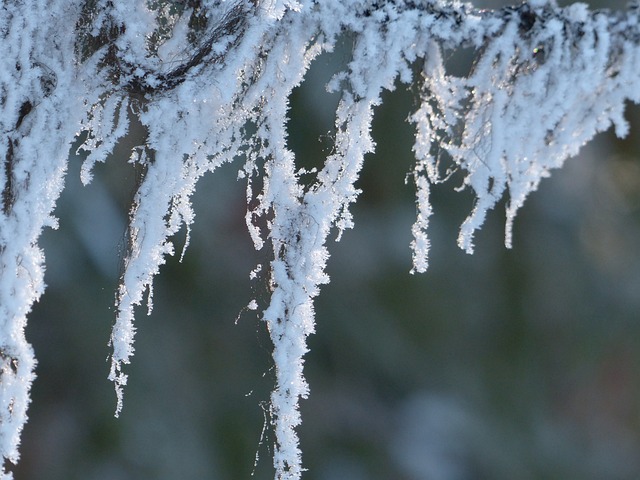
xmin=1 ymin=0 xmax=640 ymax=478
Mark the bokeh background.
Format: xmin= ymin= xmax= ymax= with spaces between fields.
xmin=13 ymin=0 xmax=640 ymax=478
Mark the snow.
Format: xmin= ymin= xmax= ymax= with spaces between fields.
xmin=2 ymin=0 xmax=640 ymax=478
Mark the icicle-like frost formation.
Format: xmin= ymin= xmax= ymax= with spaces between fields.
xmin=411 ymin=1 xmax=640 ymax=262
xmin=95 ymin=0 xmax=269 ymax=415
xmin=3 ymin=0 xmax=640 ymax=478
xmin=0 ymin=0 xmax=97 ymax=476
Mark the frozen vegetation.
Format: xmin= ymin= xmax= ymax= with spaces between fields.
xmin=1 ymin=0 xmax=640 ymax=478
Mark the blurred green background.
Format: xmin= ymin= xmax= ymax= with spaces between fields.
xmin=14 ymin=0 xmax=640 ymax=478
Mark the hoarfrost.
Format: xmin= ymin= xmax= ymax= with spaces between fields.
xmin=2 ymin=0 xmax=640 ymax=478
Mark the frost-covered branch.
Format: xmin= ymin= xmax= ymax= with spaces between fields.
xmin=2 ymin=0 xmax=640 ymax=478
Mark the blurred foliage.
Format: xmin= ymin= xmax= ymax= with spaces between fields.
xmin=14 ymin=1 xmax=640 ymax=478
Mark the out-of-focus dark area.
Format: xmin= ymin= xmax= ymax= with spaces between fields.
xmin=15 ymin=0 xmax=640 ymax=478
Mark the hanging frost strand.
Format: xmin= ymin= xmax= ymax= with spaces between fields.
xmin=0 ymin=1 xmax=94 ymax=477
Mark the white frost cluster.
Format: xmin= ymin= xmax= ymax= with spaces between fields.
xmin=0 ymin=2 xmax=91 ymax=477
xmin=2 ymin=0 xmax=640 ymax=478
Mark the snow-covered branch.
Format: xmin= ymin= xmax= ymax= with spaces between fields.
xmin=2 ymin=0 xmax=640 ymax=478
